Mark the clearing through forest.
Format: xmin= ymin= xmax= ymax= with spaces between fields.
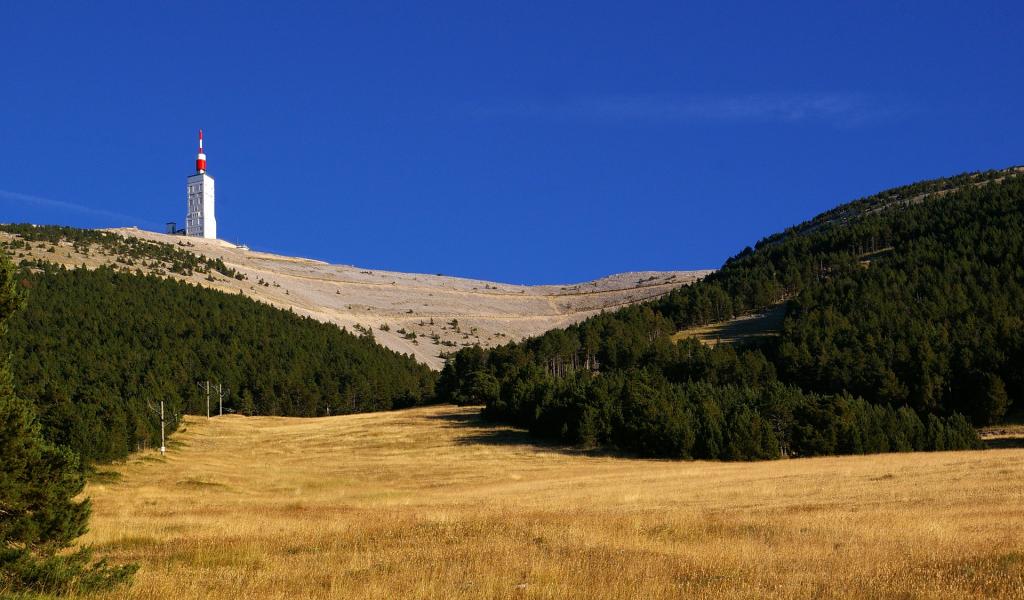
xmin=671 ymin=303 xmax=787 ymax=347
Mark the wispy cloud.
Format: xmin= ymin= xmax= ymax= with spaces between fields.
xmin=472 ymin=92 xmax=904 ymax=126
xmin=0 ymin=189 xmax=155 ymax=227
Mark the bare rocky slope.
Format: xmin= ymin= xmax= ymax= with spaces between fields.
xmin=5 ymin=227 xmax=709 ymax=368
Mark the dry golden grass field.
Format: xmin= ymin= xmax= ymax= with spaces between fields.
xmin=78 ymin=405 xmax=1024 ymax=600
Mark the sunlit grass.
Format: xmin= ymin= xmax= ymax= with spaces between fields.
xmin=671 ymin=304 xmax=787 ymax=347
xmin=77 ymin=406 xmax=1024 ymax=599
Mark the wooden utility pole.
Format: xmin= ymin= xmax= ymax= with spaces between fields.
xmin=197 ymin=380 xmax=211 ymax=418
xmin=216 ymin=383 xmax=227 ymax=416
xmin=159 ymin=400 xmax=166 ymax=456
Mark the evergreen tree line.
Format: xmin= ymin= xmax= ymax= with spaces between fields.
xmin=3 ymin=264 xmax=437 ymax=464
xmin=476 ymin=366 xmax=979 ymax=459
xmin=438 ymin=170 xmax=1024 ymax=458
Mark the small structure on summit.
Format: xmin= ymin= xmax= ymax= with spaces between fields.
xmin=185 ymin=130 xmax=217 ymax=239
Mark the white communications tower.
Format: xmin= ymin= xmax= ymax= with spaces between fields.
xmin=186 ymin=130 xmax=217 ymax=239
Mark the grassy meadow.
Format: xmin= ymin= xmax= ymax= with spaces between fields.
xmin=78 ymin=406 xmax=1024 ymax=599
xmin=670 ymin=304 xmax=787 ymax=348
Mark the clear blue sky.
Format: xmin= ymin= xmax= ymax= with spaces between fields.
xmin=1 ymin=2 xmax=1021 ymax=284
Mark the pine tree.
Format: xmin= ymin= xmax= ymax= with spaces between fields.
xmin=0 ymin=256 xmax=135 ymax=595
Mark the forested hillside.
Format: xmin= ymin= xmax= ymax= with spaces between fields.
xmin=0 ymin=224 xmax=705 ymax=369
xmin=2 ymin=263 xmax=436 ymax=463
xmin=0 ymin=223 xmax=245 ymax=279
xmin=438 ymin=168 xmax=1024 ymax=459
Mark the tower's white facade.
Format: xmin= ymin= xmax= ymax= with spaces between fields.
xmin=185 ymin=130 xmax=216 ymax=239
xmin=186 ymin=173 xmax=216 ymax=238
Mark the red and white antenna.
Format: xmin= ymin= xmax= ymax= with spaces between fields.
xmin=196 ymin=129 xmax=207 ymax=173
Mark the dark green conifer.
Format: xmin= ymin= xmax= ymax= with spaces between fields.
xmin=0 ymin=256 xmax=135 ymax=595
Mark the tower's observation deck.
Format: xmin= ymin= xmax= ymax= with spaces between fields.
xmin=186 ymin=130 xmax=216 ymax=239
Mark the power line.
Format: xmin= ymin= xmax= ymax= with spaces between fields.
xmin=197 ymin=380 xmax=227 ymax=417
